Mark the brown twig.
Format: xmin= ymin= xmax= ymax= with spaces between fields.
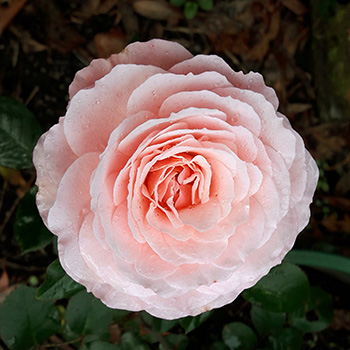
xmin=0 ymin=0 xmax=28 ymax=36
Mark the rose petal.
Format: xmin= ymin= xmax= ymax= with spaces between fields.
xmin=169 ymin=54 xmax=279 ymax=110
xmin=47 ymin=152 xmax=99 ymax=236
xmin=159 ymin=90 xmax=262 ymax=136
xmin=215 ymin=87 xmax=296 ymax=168
xmin=33 ymin=118 xmax=77 ymax=225
xmin=108 ymin=38 xmax=193 ymax=70
xmin=69 ymin=38 xmax=193 ymax=99
xmin=127 ymin=71 xmax=232 ymax=116
xmin=48 ymin=152 xmax=100 ymax=284
xmin=69 ymin=58 xmax=115 ymax=99
xmin=64 ymin=64 xmax=164 ymax=156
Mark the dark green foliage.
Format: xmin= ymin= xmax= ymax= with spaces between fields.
xmin=222 ymin=322 xmax=257 ymax=350
xmin=117 ymin=332 xmax=152 ymax=350
xmin=88 ymin=341 xmax=119 ymax=350
xmin=198 ymin=0 xmax=213 ymax=11
xmin=0 ymin=96 xmax=41 ymax=169
xmin=14 ymin=186 xmax=53 ymax=253
xmin=170 ymin=0 xmax=186 ymax=6
xmin=251 ymin=305 xmax=286 ymax=335
xmin=267 ymin=328 xmax=303 ymax=350
xmin=0 ymin=285 xmax=60 ymax=350
xmin=243 ymin=262 xmax=310 ymax=312
xmin=65 ymin=290 xmax=115 ymax=339
xmin=289 ymin=287 xmax=333 ymax=332
xmin=180 ymin=310 xmax=214 ymax=333
xmin=169 ymin=0 xmax=213 ymax=19
xmin=184 ymin=2 xmax=198 ymax=19
xmin=285 ymin=249 xmax=350 ymax=276
xmin=36 ymin=259 xmax=85 ymax=300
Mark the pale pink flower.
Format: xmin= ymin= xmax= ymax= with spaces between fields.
xmin=33 ymin=39 xmax=318 ymax=319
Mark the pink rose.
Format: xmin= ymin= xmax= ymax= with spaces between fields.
xmin=33 ymin=39 xmax=318 ymax=319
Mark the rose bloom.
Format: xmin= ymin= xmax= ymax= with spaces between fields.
xmin=33 ymin=39 xmax=318 ymax=320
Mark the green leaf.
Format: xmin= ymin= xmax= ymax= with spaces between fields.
xmin=184 ymin=1 xmax=198 ymax=19
xmin=180 ymin=310 xmax=214 ymax=333
xmin=0 ymin=96 xmax=42 ymax=169
xmin=14 ymin=186 xmax=53 ymax=254
xmin=267 ymin=328 xmax=303 ymax=350
xmin=289 ymin=287 xmax=333 ymax=332
xmin=36 ymin=259 xmax=85 ymax=300
xmin=198 ymin=0 xmax=213 ymax=11
xmin=161 ymin=334 xmax=188 ymax=350
xmin=211 ymin=341 xmax=229 ymax=350
xmin=65 ymin=290 xmax=114 ymax=337
xmin=251 ymin=305 xmax=286 ymax=335
xmin=88 ymin=341 xmax=119 ymax=350
xmin=243 ymin=262 xmax=310 ymax=312
xmin=285 ymin=249 xmax=350 ymax=276
xmin=170 ymin=0 xmax=186 ymax=6
xmin=222 ymin=322 xmax=257 ymax=350
xmin=113 ymin=309 xmax=132 ymax=322
xmin=141 ymin=312 xmax=179 ymax=333
xmin=0 ymin=285 xmax=60 ymax=350
xmin=118 ymin=332 xmax=152 ymax=350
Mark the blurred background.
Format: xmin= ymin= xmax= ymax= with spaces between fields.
xmin=0 ymin=0 xmax=349 ymax=349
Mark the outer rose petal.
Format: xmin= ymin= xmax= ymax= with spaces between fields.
xmin=33 ymin=117 xmax=77 ymax=225
xmin=69 ymin=39 xmax=193 ymax=99
xmin=33 ymin=39 xmax=319 ymax=320
xmin=48 ymin=152 xmax=100 ymax=284
xmin=169 ymin=55 xmax=279 ymax=110
xmin=64 ymin=64 xmax=165 ymax=156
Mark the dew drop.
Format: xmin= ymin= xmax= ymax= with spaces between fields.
xmin=7 ymin=337 xmax=16 ymax=346
xmin=281 ymin=202 xmax=289 ymax=211
xmin=281 ymin=188 xmax=289 ymax=196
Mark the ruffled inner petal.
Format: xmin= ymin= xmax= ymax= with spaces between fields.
xmin=127 ymin=71 xmax=232 ymax=117
xmin=159 ymin=90 xmax=261 ymax=137
xmin=214 ymin=86 xmax=296 ymax=168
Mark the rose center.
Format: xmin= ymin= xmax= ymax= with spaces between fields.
xmin=145 ymin=153 xmax=211 ymax=212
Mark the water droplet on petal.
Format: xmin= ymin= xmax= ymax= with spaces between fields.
xmin=281 ymin=188 xmax=289 ymax=196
